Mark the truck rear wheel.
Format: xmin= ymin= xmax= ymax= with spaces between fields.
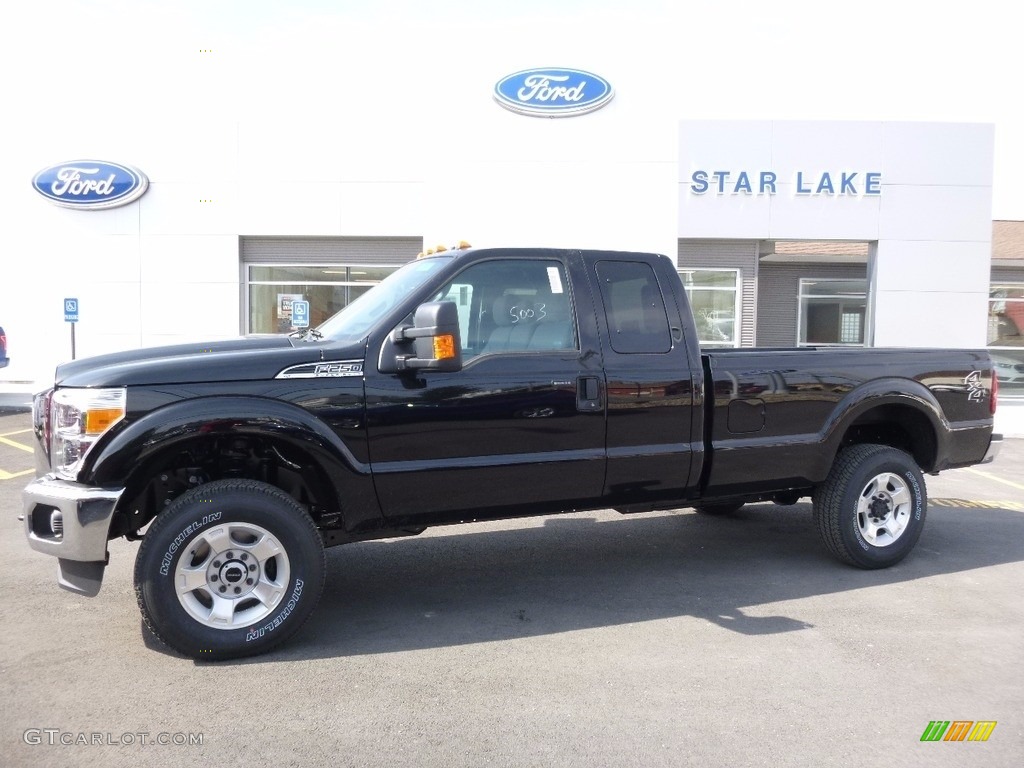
xmin=134 ymin=479 xmax=326 ymax=660
xmin=813 ymin=444 xmax=927 ymax=569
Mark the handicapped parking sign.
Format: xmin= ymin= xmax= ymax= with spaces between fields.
xmin=291 ymin=300 xmax=310 ymax=328
xmin=64 ymin=298 xmax=79 ymax=322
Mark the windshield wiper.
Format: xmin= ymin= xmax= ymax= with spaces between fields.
xmin=288 ymin=328 xmax=323 ymax=342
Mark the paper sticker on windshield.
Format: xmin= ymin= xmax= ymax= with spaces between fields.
xmin=547 ymin=267 xmax=564 ymax=294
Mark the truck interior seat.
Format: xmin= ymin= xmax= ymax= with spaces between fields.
xmin=482 ymin=295 xmax=537 ymax=354
xmin=528 ymin=296 xmax=575 ymax=350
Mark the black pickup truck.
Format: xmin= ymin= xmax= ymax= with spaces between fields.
xmin=22 ymin=246 xmax=1001 ymax=659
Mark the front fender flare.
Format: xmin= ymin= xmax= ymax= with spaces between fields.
xmin=83 ymin=396 xmax=374 ymax=520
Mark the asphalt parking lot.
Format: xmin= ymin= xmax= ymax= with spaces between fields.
xmin=0 ymin=406 xmax=1021 ymax=768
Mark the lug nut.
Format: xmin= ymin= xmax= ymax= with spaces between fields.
xmin=248 ymin=564 xmax=256 ymax=572
xmin=246 ymin=578 xmax=254 ymax=585
xmin=240 ymin=553 xmax=248 ymax=561
xmin=219 ymin=586 xmax=226 ymax=593
xmin=233 ymin=587 xmax=241 ymax=594
xmin=226 ymin=551 xmax=234 ymax=559
xmin=213 ymin=560 xmax=221 ymax=568
xmin=211 ymin=575 xmax=219 ymax=582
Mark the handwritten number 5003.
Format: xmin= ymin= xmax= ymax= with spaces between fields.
xmin=509 ymin=303 xmax=546 ymax=324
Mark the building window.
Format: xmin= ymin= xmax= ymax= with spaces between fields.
xmin=798 ymin=278 xmax=867 ymax=346
xmin=988 ymin=283 xmax=1024 ymax=399
xmin=679 ymin=269 xmax=740 ymax=348
xmin=246 ymin=264 xmax=399 ymax=334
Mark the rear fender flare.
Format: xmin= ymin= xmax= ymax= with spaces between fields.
xmin=817 ymin=378 xmax=947 ymax=476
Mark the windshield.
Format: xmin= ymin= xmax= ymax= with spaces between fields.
xmin=315 ymin=256 xmax=452 ymax=342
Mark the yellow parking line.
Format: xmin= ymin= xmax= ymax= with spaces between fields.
xmin=964 ymin=468 xmax=1024 ymax=492
xmin=0 ymin=468 xmax=34 ymax=480
xmin=0 ymin=429 xmax=33 ymax=437
xmin=0 ymin=436 xmax=33 ymax=453
xmin=931 ymin=498 xmax=1024 ymax=510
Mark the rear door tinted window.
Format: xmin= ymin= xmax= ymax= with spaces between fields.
xmin=595 ymin=261 xmax=672 ymax=354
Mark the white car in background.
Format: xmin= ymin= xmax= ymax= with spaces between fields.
xmin=992 ymin=354 xmax=1024 ymax=384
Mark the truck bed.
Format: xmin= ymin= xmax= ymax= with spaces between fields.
xmin=701 ymin=347 xmax=995 ymax=497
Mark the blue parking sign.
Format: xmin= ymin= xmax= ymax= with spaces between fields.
xmin=291 ymin=300 xmax=310 ymax=328
xmin=64 ymin=298 xmax=79 ymax=322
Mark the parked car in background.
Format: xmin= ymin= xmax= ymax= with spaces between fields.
xmin=991 ymin=353 xmax=1024 ymax=384
xmin=0 ymin=326 xmax=8 ymax=368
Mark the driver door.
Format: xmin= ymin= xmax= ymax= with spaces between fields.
xmin=363 ymin=254 xmax=607 ymax=521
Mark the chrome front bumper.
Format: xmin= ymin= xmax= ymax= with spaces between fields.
xmin=22 ymin=476 xmax=124 ymax=596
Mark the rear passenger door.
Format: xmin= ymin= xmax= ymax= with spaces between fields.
xmin=364 ymin=254 xmax=608 ymax=520
xmin=588 ymin=256 xmax=699 ymax=505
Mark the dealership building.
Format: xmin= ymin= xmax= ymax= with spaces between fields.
xmin=3 ymin=66 xmax=1023 ymax=434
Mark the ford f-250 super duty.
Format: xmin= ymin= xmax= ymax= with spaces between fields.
xmin=22 ymin=246 xmax=1001 ymax=659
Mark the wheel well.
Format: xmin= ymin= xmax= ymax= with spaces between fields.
xmin=839 ymin=404 xmax=938 ymax=471
xmin=113 ymin=435 xmax=338 ymax=537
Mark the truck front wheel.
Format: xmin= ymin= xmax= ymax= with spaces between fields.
xmin=134 ymin=479 xmax=326 ymax=660
xmin=813 ymin=444 xmax=927 ymax=569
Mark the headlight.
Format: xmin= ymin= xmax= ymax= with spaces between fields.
xmin=50 ymin=387 xmax=126 ymax=479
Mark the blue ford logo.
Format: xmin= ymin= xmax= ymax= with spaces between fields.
xmin=494 ymin=68 xmax=614 ymax=117
xmin=32 ymin=160 xmax=149 ymax=209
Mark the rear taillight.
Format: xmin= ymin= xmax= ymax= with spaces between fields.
xmin=991 ymin=371 xmax=998 ymax=415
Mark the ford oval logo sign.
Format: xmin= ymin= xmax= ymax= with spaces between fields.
xmin=32 ymin=160 xmax=149 ymax=210
xmin=494 ymin=67 xmax=614 ymax=117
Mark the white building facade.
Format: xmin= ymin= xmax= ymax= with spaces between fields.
xmin=3 ymin=59 xmax=1020 ymax=432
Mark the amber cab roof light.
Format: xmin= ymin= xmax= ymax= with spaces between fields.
xmin=416 ymin=240 xmax=472 ymax=259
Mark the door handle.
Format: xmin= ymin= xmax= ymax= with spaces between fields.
xmin=577 ymin=376 xmax=602 ymax=412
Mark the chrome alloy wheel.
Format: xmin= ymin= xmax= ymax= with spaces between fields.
xmin=856 ymin=472 xmax=911 ymax=548
xmin=174 ymin=522 xmax=291 ymax=629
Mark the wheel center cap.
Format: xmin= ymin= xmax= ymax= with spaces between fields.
xmin=222 ymin=563 xmax=245 ymax=583
xmin=205 ymin=550 xmax=260 ymax=598
xmin=869 ymin=496 xmax=891 ymax=521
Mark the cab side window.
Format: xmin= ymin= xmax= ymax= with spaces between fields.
xmin=436 ymin=260 xmax=577 ymax=359
xmin=595 ymin=260 xmax=672 ymax=354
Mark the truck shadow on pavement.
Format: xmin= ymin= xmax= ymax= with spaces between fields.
xmin=208 ymin=500 xmax=1024 ymax=663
